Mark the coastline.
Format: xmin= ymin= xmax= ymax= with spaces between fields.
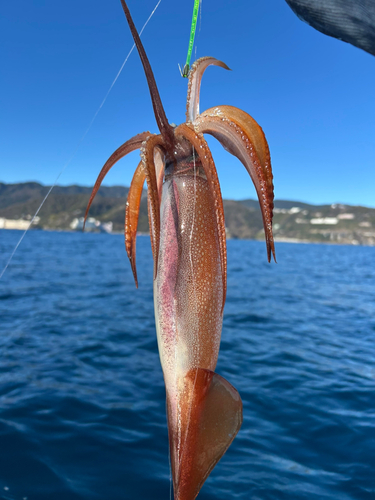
xmin=1 ymin=227 xmax=374 ymax=247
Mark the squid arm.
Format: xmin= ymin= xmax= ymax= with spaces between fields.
xmin=140 ymin=134 xmax=166 ymax=277
xmin=186 ymin=57 xmax=230 ymax=123
xmin=193 ymin=106 xmax=276 ymax=262
xmin=125 ymin=145 xmax=165 ymax=287
xmin=185 ymin=57 xmax=274 ymax=261
xmin=119 ymin=0 xmax=175 ymax=153
xmin=83 ymin=132 xmax=151 ymax=228
xmin=125 ymin=161 xmax=146 ymax=288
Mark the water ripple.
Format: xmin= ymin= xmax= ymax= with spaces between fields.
xmin=0 ymin=232 xmax=374 ymax=499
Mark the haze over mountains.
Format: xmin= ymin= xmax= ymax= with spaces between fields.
xmin=1 ymin=182 xmax=375 ymax=245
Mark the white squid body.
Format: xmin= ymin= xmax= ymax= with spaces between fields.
xmin=154 ymin=169 xmax=242 ymax=500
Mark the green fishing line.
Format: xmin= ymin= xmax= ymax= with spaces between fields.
xmin=182 ymin=0 xmax=200 ymax=77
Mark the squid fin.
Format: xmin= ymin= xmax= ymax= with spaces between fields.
xmin=169 ymin=368 xmax=243 ymax=500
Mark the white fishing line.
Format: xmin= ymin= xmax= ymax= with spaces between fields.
xmin=0 ymin=0 xmax=162 ymax=282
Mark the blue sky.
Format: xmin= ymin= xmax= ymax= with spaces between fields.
xmin=1 ymin=0 xmax=374 ymax=206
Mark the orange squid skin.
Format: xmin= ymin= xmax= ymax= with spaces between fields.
xmin=85 ymin=2 xmax=275 ymax=499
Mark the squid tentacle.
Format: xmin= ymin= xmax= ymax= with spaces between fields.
xmin=193 ymin=106 xmax=276 ymax=262
xmin=84 ymin=132 xmax=151 ymax=227
xmin=175 ymin=123 xmax=227 ymax=311
xmin=140 ymin=134 xmax=166 ymax=277
xmin=125 ymin=161 xmax=146 ymax=288
xmin=186 ymin=57 xmax=231 ymax=123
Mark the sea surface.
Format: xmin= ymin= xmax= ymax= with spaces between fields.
xmin=0 ymin=230 xmax=374 ymax=500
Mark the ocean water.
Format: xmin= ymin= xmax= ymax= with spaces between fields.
xmin=0 ymin=230 xmax=374 ymax=500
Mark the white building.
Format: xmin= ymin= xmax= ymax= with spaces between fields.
xmin=0 ymin=216 xmax=40 ymax=230
xmin=310 ymin=217 xmax=338 ymax=225
xmin=70 ymin=217 xmax=113 ymax=233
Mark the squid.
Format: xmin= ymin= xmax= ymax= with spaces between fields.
xmin=85 ymin=1 xmax=275 ymax=499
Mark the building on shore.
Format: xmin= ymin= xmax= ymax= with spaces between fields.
xmin=0 ymin=217 xmax=40 ymax=230
xmin=70 ymin=217 xmax=113 ymax=233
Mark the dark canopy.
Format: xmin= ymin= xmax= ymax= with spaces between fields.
xmin=284 ymin=0 xmax=375 ymax=56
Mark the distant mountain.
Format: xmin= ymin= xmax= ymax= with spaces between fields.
xmin=1 ymin=182 xmax=375 ymax=246
xmin=0 ymin=182 xmax=149 ymax=232
xmin=239 ymin=198 xmax=316 ymax=211
xmin=0 ymin=182 xmax=130 ymax=207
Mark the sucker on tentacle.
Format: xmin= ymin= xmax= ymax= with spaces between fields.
xmin=85 ymin=2 xmax=275 ymax=499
